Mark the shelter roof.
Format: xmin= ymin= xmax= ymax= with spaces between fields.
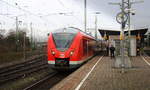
xmin=99 ymin=28 xmax=148 ymax=37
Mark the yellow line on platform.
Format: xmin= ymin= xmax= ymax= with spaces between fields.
xmin=75 ymin=56 xmax=104 ymax=90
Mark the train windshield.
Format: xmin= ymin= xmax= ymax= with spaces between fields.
xmin=53 ymin=33 xmax=77 ymax=51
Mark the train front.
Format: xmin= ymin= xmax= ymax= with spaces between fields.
xmin=47 ymin=28 xmax=79 ymax=70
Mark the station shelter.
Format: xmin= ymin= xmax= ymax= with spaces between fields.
xmin=99 ymin=28 xmax=148 ymax=56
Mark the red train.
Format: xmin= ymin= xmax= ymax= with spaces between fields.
xmin=47 ymin=27 xmax=96 ymax=70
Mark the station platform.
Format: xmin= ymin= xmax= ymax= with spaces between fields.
xmin=51 ymin=55 xmax=150 ymax=90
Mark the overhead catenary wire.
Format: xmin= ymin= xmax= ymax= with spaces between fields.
xmin=0 ymin=0 xmax=37 ymax=17
xmin=0 ymin=0 xmax=54 ymax=25
xmin=56 ymin=0 xmax=84 ymax=26
xmin=0 ymin=0 xmax=84 ymax=29
xmin=0 ymin=0 xmax=55 ymax=44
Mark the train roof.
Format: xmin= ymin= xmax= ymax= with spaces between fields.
xmin=70 ymin=27 xmax=96 ymax=39
xmin=52 ymin=27 xmax=78 ymax=34
xmin=52 ymin=27 xmax=95 ymax=39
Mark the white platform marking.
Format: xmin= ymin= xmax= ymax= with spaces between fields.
xmin=141 ymin=55 xmax=150 ymax=66
xmin=75 ymin=56 xmax=103 ymax=90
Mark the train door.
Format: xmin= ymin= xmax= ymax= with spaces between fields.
xmin=83 ymin=39 xmax=88 ymax=57
xmin=87 ymin=39 xmax=92 ymax=55
xmin=87 ymin=40 xmax=89 ymax=56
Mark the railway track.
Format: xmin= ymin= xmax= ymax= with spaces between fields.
xmin=23 ymin=72 xmax=71 ymax=90
xmin=0 ymin=55 xmax=48 ymax=84
xmin=23 ymin=57 xmax=98 ymax=90
xmin=23 ymin=72 xmax=58 ymax=90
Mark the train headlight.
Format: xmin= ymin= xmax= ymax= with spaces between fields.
xmin=70 ymin=51 xmax=74 ymax=56
xmin=51 ymin=51 xmax=55 ymax=55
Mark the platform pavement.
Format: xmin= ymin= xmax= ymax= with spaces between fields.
xmin=51 ymin=56 xmax=150 ymax=90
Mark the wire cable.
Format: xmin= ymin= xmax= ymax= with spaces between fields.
xmin=56 ymin=0 xmax=83 ymax=25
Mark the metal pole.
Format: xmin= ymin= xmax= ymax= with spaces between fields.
xmin=121 ymin=0 xmax=125 ymax=69
xmin=95 ymin=14 xmax=97 ymax=39
xmin=128 ymin=0 xmax=131 ymax=56
xmin=30 ymin=22 xmax=33 ymax=51
xmin=16 ymin=16 xmax=18 ymax=52
xmin=23 ymin=33 xmax=26 ymax=60
xmin=128 ymin=0 xmax=131 ymax=37
xmin=84 ymin=0 xmax=87 ymax=32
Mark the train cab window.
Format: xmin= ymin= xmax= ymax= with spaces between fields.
xmin=52 ymin=33 xmax=76 ymax=51
xmin=52 ymin=28 xmax=79 ymax=51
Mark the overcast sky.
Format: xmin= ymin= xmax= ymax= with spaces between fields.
xmin=0 ymin=0 xmax=149 ymax=41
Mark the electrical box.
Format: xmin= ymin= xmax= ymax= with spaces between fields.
xmin=130 ymin=36 xmax=136 ymax=56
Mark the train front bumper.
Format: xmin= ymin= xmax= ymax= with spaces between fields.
xmin=48 ymin=60 xmax=82 ymax=70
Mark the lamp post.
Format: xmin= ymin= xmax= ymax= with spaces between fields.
xmin=23 ymin=32 xmax=26 ymax=60
xmin=127 ymin=0 xmax=131 ymax=37
xmin=94 ymin=12 xmax=100 ymax=39
xmin=84 ymin=0 xmax=87 ymax=32
xmin=30 ymin=22 xmax=33 ymax=51
xmin=127 ymin=0 xmax=131 ymax=56
xmin=15 ymin=16 xmax=22 ymax=52
xmin=15 ymin=16 xmax=19 ymax=52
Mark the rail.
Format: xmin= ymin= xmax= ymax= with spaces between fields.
xmin=0 ymin=55 xmax=48 ymax=84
